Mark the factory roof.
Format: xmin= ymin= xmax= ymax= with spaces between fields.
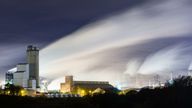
xmin=74 ymin=81 xmax=109 ymax=84
xmin=27 ymin=45 xmax=39 ymax=51
xmin=15 ymin=71 xmax=25 ymax=73
xmin=73 ymin=81 xmax=114 ymax=90
xmin=18 ymin=63 xmax=28 ymax=65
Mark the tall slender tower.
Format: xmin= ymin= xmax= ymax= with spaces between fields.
xmin=27 ymin=45 xmax=39 ymax=88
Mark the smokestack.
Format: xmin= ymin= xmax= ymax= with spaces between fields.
xmin=27 ymin=45 xmax=39 ymax=88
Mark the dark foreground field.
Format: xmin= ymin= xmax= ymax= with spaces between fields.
xmin=1 ymin=76 xmax=192 ymax=108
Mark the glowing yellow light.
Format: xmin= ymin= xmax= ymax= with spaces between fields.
xmin=20 ymin=90 xmax=26 ymax=96
xmin=118 ymin=91 xmax=125 ymax=95
xmin=7 ymin=90 xmax=10 ymax=95
xmin=80 ymin=90 xmax=86 ymax=96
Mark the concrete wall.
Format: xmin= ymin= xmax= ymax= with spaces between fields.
xmin=60 ymin=76 xmax=73 ymax=93
xmin=17 ymin=64 xmax=27 ymax=72
xmin=13 ymin=72 xmax=24 ymax=87
xmin=28 ymin=79 xmax=36 ymax=90
xmin=15 ymin=64 xmax=29 ymax=88
xmin=60 ymin=83 xmax=72 ymax=93
xmin=23 ymin=64 xmax=29 ymax=88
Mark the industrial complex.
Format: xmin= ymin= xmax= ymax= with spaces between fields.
xmin=5 ymin=45 xmax=39 ymax=96
xmin=4 ymin=45 xmax=116 ymax=96
xmin=2 ymin=45 xmax=186 ymax=97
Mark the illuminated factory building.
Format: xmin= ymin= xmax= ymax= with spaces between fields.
xmin=5 ymin=45 xmax=39 ymax=90
xmin=60 ymin=76 xmax=115 ymax=96
xmin=5 ymin=45 xmax=116 ymax=97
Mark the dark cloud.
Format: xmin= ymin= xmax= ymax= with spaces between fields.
xmin=0 ymin=0 xmax=148 ymax=43
xmin=0 ymin=0 xmax=150 ymax=80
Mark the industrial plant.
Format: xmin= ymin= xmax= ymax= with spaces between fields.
xmin=3 ymin=45 xmax=174 ymax=97
xmin=5 ymin=45 xmax=40 ymax=96
xmin=4 ymin=45 xmax=117 ymax=97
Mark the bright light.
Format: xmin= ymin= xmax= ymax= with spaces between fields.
xmin=6 ymin=90 xmax=10 ymax=95
xmin=20 ymin=89 xmax=26 ymax=96
xmin=80 ymin=90 xmax=86 ymax=97
xmin=77 ymin=88 xmax=86 ymax=97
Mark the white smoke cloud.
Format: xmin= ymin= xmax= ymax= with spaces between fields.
xmin=40 ymin=0 xmax=192 ymax=90
xmin=124 ymin=59 xmax=142 ymax=76
xmin=138 ymin=44 xmax=190 ymax=75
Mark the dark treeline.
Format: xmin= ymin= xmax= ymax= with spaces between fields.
xmin=1 ymin=76 xmax=192 ymax=108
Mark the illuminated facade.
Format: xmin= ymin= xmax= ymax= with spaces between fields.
xmin=60 ymin=76 xmax=115 ymax=96
xmin=12 ymin=63 xmax=29 ymax=88
xmin=5 ymin=45 xmax=39 ymax=90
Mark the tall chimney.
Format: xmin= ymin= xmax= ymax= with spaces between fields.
xmin=27 ymin=45 xmax=39 ymax=88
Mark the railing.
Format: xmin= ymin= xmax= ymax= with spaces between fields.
xmin=46 ymin=93 xmax=80 ymax=98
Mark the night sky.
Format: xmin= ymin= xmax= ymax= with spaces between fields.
xmin=0 ymin=0 xmax=143 ymax=43
xmin=1 ymin=0 xmax=192 ymax=89
xmin=0 ymin=0 xmax=142 ymax=75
